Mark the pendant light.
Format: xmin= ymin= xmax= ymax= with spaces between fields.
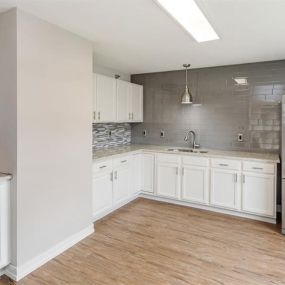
xmin=181 ymin=64 xmax=193 ymax=104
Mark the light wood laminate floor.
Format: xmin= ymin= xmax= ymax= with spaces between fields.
xmin=1 ymin=198 xmax=285 ymax=285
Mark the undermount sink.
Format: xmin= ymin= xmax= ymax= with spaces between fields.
xmin=166 ymin=148 xmax=208 ymax=154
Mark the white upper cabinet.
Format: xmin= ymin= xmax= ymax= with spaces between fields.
xmin=117 ymin=79 xmax=132 ymax=122
xmin=130 ymin=83 xmax=143 ymax=122
xmin=93 ymin=74 xmax=117 ymax=123
xmin=93 ymin=74 xmax=143 ymax=123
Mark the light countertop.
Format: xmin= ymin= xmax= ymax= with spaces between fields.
xmin=93 ymin=144 xmax=280 ymax=163
xmin=0 ymin=173 xmax=12 ymax=182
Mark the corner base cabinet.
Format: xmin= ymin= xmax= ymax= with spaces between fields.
xmin=93 ymin=150 xmax=278 ymax=224
xmin=0 ymin=178 xmax=11 ymax=269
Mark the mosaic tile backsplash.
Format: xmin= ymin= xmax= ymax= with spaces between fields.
xmin=131 ymin=60 xmax=285 ymax=153
xmin=92 ymin=123 xmax=131 ymax=149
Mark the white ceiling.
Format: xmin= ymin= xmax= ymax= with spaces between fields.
xmin=1 ymin=0 xmax=285 ymax=74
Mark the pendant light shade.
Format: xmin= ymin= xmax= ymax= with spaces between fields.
xmin=181 ymin=64 xmax=193 ymax=104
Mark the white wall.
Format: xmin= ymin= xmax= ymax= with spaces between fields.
xmin=0 ymin=8 xmax=17 ymax=265
xmin=0 ymin=8 xmax=93 ymax=271
xmin=93 ymin=62 xmax=130 ymax=82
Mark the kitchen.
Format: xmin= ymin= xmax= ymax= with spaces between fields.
xmin=0 ymin=0 xmax=285 ymax=284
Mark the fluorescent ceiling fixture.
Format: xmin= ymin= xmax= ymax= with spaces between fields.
xmin=155 ymin=0 xmax=219 ymax=42
xmin=233 ymin=77 xmax=248 ymax=85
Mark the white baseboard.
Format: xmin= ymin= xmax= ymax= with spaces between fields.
xmin=0 ymin=269 xmax=4 ymax=277
xmin=5 ymin=224 xmax=94 ymax=281
xmin=140 ymin=194 xmax=277 ymax=224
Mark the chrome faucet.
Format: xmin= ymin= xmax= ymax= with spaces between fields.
xmin=184 ymin=130 xmax=200 ymax=149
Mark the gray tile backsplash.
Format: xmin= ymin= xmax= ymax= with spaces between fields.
xmin=131 ymin=60 xmax=285 ymax=153
xmin=93 ymin=123 xmax=131 ymax=149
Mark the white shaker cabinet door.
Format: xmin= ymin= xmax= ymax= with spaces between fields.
xmin=92 ymin=172 xmax=113 ymax=218
xmin=132 ymin=154 xmax=142 ymax=195
xmin=131 ymin=83 xmax=143 ymax=122
xmin=113 ymin=162 xmax=131 ymax=206
xmin=94 ymin=73 xmax=117 ymax=123
xmin=156 ymin=162 xmax=180 ymax=199
xmin=142 ymin=153 xmax=154 ymax=193
xmin=241 ymin=172 xmax=275 ymax=217
xmin=117 ymin=79 xmax=131 ymax=122
xmin=210 ymin=169 xmax=240 ymax=211
xmin=181 ymin=165 xmax=209 ymax=205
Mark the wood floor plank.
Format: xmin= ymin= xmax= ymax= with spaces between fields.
xmin=1 ymin=198 xmax=285 ymax=285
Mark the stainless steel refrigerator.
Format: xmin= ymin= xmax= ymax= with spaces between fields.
xmin=282 ymin=96 xmax=285 ymax=233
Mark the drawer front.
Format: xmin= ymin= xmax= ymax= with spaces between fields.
xmin=93 ymin=160 xmax=113 ymax=174
xmin=182 ymin=156 xmax=209 ymax=167
xmin=243 ymin=161 xmax=275 ymax=174
xmin=211 ymin=158 xmax=241 ymax=170
xmin=157 ymin=153 xmax=180 ymax=164
xmin=113 ymin=156 xmax=131 ymax=168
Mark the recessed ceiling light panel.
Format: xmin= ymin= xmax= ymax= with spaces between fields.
xmin=154 ymin=0 xmax=219 ymax=43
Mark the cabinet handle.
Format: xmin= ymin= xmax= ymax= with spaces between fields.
xmin=129 ymin=113 xmax=131 ymax=120
xmin=132 ymin=113 xmax=134 ymax=120
xmin=182 ymin=167 xmax=184 ymax=176
xmin=110 ymin=172 xmax=113 ymax=181
xmin=99 ymin=165 xmax=107 ymax=169
xmin=98 ymin=111 xmax=101 ymax=120
xmin=219 ymin=163 xmax=228 ymax=167
xmin=176 ymin=167 xmax=179 ymax=175
xmin=93 ymin=111 xmax=96 ymax=121
xmin=242 ymin=174 xmax=245 ymax=184
xmin=234 ymin=173 xmax=237 ymax=183
xmin=252 ymin=167 xmax=263 ymax=170
xmin=121 ymin=160 xmax=127 ymax=163
xmin=114 ymin=171 xmax=117 ymax=180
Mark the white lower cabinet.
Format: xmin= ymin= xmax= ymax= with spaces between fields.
xmin=181 ymin=165 xmax=209 ymax=204
xmin=93 ymin=151 xmax=277 ymax=224
xmin=142 ymin=153 xmax=154 ymax=193
xmin=132 ymin=154 xmax=142 ymax=195
xmin=0 ymin=179 xmax=11 ymax=269
xmin=241 ymin=172 xmax=275 ymax=217
xmin=210 ymin=168 xmax=240 ymax=210
xmin=92 ymin=171 xmax=113 ymax=217
xmin=113 ymin=159 xmax=131 ymax=206
xmin=93 ymin=156 xmax=132 ymax=220
xmin=156 ymin=161 xmax=180 ymax=199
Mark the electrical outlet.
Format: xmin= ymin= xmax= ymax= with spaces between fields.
xmin=160 ymin=130 xmax=165 ymax=138
xmin=238 ymin=133 xmax=244 ymax=142
xmin=143 ymin=130 xmax=147 ymax=137
xmin=108 ymin=130 xmax=112 ymax=137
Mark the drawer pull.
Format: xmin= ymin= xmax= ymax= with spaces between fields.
xmin=252 ymin=167 xmax=263 ymax=170
xmin=99 ymin=165 xmax=107 ymax=169
xmin=219 ymin=163 xmax=228 ymax=167
xmin=121 ymin=160 xmax=127 ymax=163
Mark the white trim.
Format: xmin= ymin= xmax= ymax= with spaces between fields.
xmin=5 ymin=224 xmax=94 ymax=281
xmin=0 ymin=268 xmax=4 ymax=277
xmin=140 ymin=193 xmax=276 ymax=224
